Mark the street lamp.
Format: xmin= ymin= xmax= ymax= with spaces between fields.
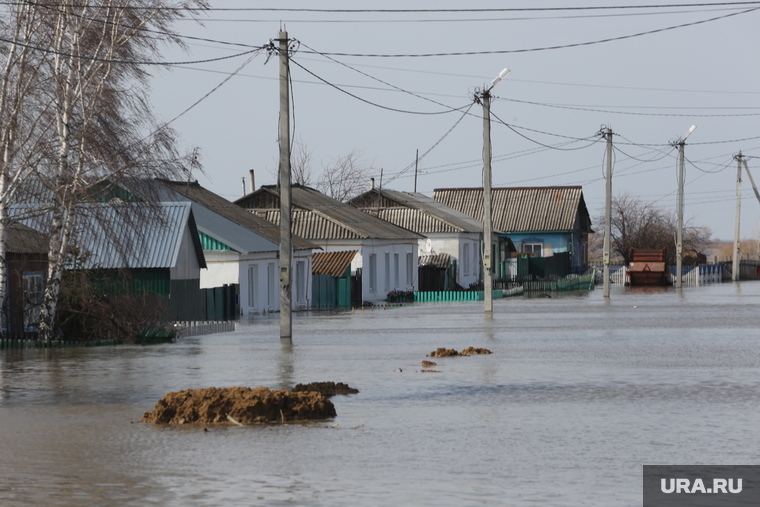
xmin=477 ymin=68 xmax=509 ymax=314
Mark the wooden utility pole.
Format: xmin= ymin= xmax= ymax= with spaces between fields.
xmin=278 ymin=29 xmax=292 ymax=342
xmin=732 ymin=152 xmax=743 ymax=281
xmin=603 ymin=127 xmax=613 ymax=298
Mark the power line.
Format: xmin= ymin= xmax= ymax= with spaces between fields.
xmin=287 ymin=57 xmax=471 ymax=115
xmin=296 ymin=7 xmax=759 ymax=57
xmin=0 ymin=33 xmax=263 ymax=65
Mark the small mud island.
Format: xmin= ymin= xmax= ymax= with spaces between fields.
xmin=427 ymin=347 xmax=493 ymax=357
xmin=140 ymin=386 xmax=336 ymax=425
xmin=292 ymin=381 xmax=359 ymax=397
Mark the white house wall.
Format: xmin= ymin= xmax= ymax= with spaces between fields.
xmin=237 ymin=250 xmax=312 ymax=318
xmin=310 ymin=238 xmax=418 ymax=305
xmin=418 ymin=232 xmax=482 ymax=288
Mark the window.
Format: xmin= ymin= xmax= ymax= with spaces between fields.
xmin=296 ymin=260 xmax=306 ymax=305
xmin=393 ymin=253 xmax=400 ymax=289
xmin=248 ymin=264 xmax=258 ymax=309
xmin=384 ymin=252 xmax=390 ymax=292
xmin=406 ymin=252 xmax=413 ymax=287
xmin=463 ymin=243 xmax=471 ymax=276
xmin=267 ymin=262 xmax=276 ymax=308
xmin=523 ymin=243 xmax=543 ymax=256
xmin=369 ymin=254 xmax=377 ymax=292
xmin=22 ymin=272 xmax=44 ymax=331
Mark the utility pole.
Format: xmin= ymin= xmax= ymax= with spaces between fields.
xmin=277 ymin=29 xmax=292 ymax=342
xmin=481 ymin=88 xmax=494 ymax=314
xmin=675 ymin=125 xmax=696 ymax=289
xmin=733 ymin=152 xmax=743 ymax=281
xmin=603 ymin=126 xmax=613 ymax=298
xmin=414 ymin=149 xmax=419 ymax=193
xmin=476 ymin=68 xmax=508 ymax=315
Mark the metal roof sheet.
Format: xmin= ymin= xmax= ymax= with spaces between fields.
xmin=240 ymin=185 xmax=424 ymax=241
xmin=12 ymin=202 xmax=205 ymax=270
xmin=312 ymin=250 xmax=357 ymax=277
xmin=419 ymin=253 xmax=452 ymax=269
xmin=349 ymin=189 xmax=486 ymax=234
xmin=155 ymin=180 xmax=318 ymax=251
xmin=433 ymin=186 xmax=592 ymax=233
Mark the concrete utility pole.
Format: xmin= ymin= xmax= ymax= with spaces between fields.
xmin=278 ymin=29 xmax=292 ymax=342
xmin=603 ymin=127 xmax=613 ymax=298
xmin=414 ymin=149 xmax=419 ymax=193
xmin=481 ymin=89 xmax=494 ymax=314
xmin=477 ymin=68 xmax=509 ymax=315
xmin=733 ymin=152 xmax=743 ymax=281
xmin=675 ymin=125 xmax=696 ymax=289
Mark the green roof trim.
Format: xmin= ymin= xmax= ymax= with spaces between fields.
xmin=199 ymin=231 xmax=233 ymax=251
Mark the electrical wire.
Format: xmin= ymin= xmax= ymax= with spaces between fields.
xmin=489 ymin=108 xmax=603 ymax=150
xmin=296 ymin=7 xmax=760 ymax=57
xmin=287 ymin=57 xmax=472 ymax=115
xmin=498 ymin=96 xmax=760 ymax=118
xmin=384 ymin=103 xmax=475 ymax=185
xmin=0 ymin=33 xmax=264 ymax=65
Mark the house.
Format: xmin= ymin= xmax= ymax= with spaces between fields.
xmin=348 ymin=187 xmax=512 ymax=290
xmin=3 ymin=223 xmax=48 ymax=337
xmin=152 ymin=180 xmax=319 ymax=316
xmin=235 ymin=185 xmax=423 ymax=305
xmin=433 ymin=186 xmax=593 ymax=275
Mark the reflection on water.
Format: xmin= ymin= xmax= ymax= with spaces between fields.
xmin=2 ymin=283 xmax=760 ymax=506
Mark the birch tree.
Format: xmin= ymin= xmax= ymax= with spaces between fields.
xmin=1 ymin=0 xmax=208 ymax=341
xmin=0 ymin=4 xmax=52 ymax=329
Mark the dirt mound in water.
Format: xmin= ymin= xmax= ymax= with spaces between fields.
xmin=427 ymin=348 xmax=461 ymax=357
xmin=292 ymin=382 xmax=359 ymax=397
xmin=140 ymin=386 xmax=336 ymax=425
xmin=421 ymin=360 xmax=437 ymax=367
xmin=461 ymin=347 xmax=492 ymax=355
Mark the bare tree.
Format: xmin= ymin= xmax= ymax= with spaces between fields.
xmin=0 ymin=0 xmax=208 ymax=341
xmin=0 ymin=4 xmax=52 ymax=328
xmin=316 ymin=149 xmax=376 ymax=202
xmin=593 ymin=193 xmax=713 ymax=265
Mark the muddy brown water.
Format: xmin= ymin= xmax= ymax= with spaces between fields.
xmin=1 ymin=282 xmax=759 ymax=506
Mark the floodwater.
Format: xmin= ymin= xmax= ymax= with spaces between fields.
xmin=1 ymin=282 xmax=760 ymax=506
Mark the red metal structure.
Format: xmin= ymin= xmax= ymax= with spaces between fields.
xmin=627 ymin=249 xmax=670 ymax=286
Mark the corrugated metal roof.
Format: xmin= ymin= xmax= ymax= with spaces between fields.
xmin=239 ymin=185 xmax=424 ymax=241
xmin=312 ymin=250 xmax=357 ymax=277
xmin=6 ymin=223 xmax=48 ymax=254
xmin=433 ymin=186 xmax=592 ymax=233
xmin=71 ymin=202 xmax=204 ymax=270
xmin=419 ymin=253 xmax=452 ymax=269
xmin=13 ymin=202 xmax=205 ymax=270
xmin=349 ymin=189 xmax=486 ymax=234
xmin=155 ymin=180 xmax=317 ymax=251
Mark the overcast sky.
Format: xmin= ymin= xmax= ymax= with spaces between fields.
xmin=148 ymin=1 xmax=760 ymax=240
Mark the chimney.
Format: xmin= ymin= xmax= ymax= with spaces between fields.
xmin=249 ymin=169 xmax=255 ymax=193
xmin=241 ymin=177 xmax=246 ymax=196
xmin=370 ymin=177 xmax=375 ymax=190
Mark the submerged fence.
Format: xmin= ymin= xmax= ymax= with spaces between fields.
xmin=175 ymin=321 xmax=236 ymax=338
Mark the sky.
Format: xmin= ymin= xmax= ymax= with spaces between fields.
xmin=147 ymin=1 xmax=760 ymax=241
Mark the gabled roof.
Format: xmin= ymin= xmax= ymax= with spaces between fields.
xmin=433 ymin=186 xmax=592 ymax=234
xmin=154 ymin=180 xmax=317 ymax=252
xmin=312 ymin=250 xmax=357 ymax=277
xmin=236 ymin=185 xmax=423 ymax=241
xmin=349 ymin=188 xmax=486 ymax=234
xmin=14 ymin=202 xmax=205 ymax=270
